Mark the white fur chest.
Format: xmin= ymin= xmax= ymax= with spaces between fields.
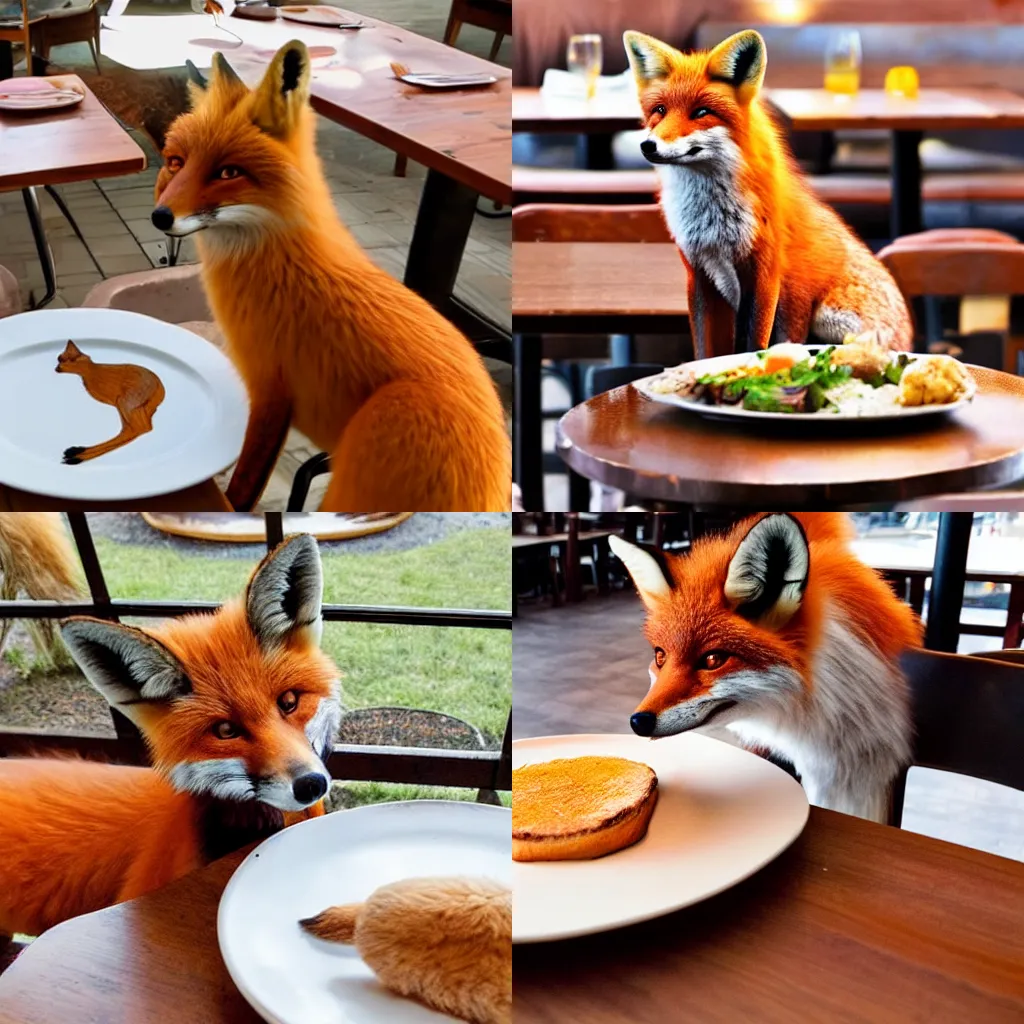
xmin=656 ymin=156 xmax=756 ymax=311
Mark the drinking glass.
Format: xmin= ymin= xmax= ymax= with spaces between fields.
xmin=824 ymin=29 xmax=862 ymax=96
xmin=567 ymin=34 xmax=603 ymax=100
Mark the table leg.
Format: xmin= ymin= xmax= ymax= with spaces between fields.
xmin=22 ymin=187 xmax=57 ymax=310
xmin=1002 ymin=581 xmax=1024 ymax=649
xmin=584 ymin=134 xmax=614 ymax=170
xmin=403 ymin=168 xmax=510 ymax=355
xmin=924 ymin=512 xmax=972 ymax=652
xmin=566 ymin=514 xmax=583 ymax=602
xmin=595 ymin=537 xmax=610 ymax=595
xmin=0 ymin=41 xmax=12 ymax=80
xmin=514 ymin=333 xmax=544 ymax=511
xmin=890 ymin=130 xmax=924 ymax=238
xmin=568 ymin=468 xmax=590 ymax=511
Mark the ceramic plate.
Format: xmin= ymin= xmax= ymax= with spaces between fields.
xmin=512 ymin=732 xmax=809 ymax=943
xmin=278 ymin=5 xmax=363 ymax=26
xmin=219 ymin=801 xmax=511 ymax=1024
xmin=634 ymin=346 xmax=976 ymax=423
xmin=0 ymin=308 xmax=247 ymax=501
xmin=399 ymin=74 xmax=498 ymax=90
xmin=0 ymin=77 xmax=84 ymax=113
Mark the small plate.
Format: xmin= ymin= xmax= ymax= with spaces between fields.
xmin=513 ymin=732 xmax=809 ymax=944
xmin=398 ymin=73 xmax=498 ymax=90
xmin=218 ymin=800 xmax=511 ymax=1024
xmin=634 ymin=346 xmax=976 ymax=423
xmin=278 ymin=5 xmax=364 ymax=26
xmin=0 ymin=76 xmax=84 ymax=113
xmin=0 ymin=308 xmax=248 ymax=501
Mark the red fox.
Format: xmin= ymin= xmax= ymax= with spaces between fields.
xmin=151 ymin=41 xmax=510 ymax=513
xmin=0 ymin=534 xmax=341 ymax=939
xmin=622 ymin=30 xmax=913 ymax=357
xmin=609 ymin=514 xmax=923 ymax=821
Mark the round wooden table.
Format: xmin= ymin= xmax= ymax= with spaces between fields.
xmin=555 ymin=366 xmax=1024 ymax=506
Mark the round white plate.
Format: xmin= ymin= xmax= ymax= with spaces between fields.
xmin=512 ymin=732 xmax=809 ymax=944
xmin=218 ymin=800 xmax=511 ymax=1024
xmin=634 ymin=346 xmax=976 ymax=423
xmin=278 ymin=5 xmax=362 ymax=26
xmin=0 ymin=77 xmax=84 ymax=113
xmin=0 ymin=308 xmax=248 ymax=501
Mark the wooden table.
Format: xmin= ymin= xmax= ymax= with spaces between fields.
xmin=555 ymin=367 xmax=1024 ymax=508
xmin=0 ymin=479 xmax=231 ymax=511
xmin=0 ymin=75 xmax=147 ymax=308
xmin=512 ymin=85 xmax=1024 ymax=236
xmin=100 ymin=12 xmax=511 ymax=348
xmin=0 ymin=848 xmax=258 ymax=1024
xmin=513 ymin=240 xmax=689 ymax=511
xmin=516 ymin=806 xmax=1024 ymax=1023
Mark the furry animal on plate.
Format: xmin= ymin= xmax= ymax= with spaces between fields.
xmin=0 ymin=534 xmax=341 ymax=939
xmin=609 ymin=514 xmax=923 ymax=822
xmin=151 ymin=41 xmax=510 ymax=513
xmin=0 ymin=513 xmax=83 ymax=668
xmin=622 ymin=29 xmax=913 ymax=357
xmin=301 ymin=877 xmax=511 ymax=1024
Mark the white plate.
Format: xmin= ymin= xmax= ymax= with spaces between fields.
xmin=634 ymin=346 xmax=976 ymax=423
xmin=0 ymin=77 xmax=84 ymax=113
xmin=512 ymin=733 xmax=809 ymax=944
xmin=399 ymin=74 xmax=498 ymax=90
xmin=0 ymin=308 xmax=248 ymax=501
xmin=278 ymin=5 xmax=363 ymax=26
xmin=218 ymin=800 xmax=511 ymax=1024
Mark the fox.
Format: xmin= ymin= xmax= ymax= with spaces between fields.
xmin=55 ymin=340 xmax=166 ymax=465
xmin=151 ymin=41 xmax=510 ymax=513
xmin=609 ymin=513 xmax=923 ymax=822
xmin=0 ymin=533 xmax=341 ymax=939
xmin=622 ymin=30 xmax=913 ymax=358
xmin=0 ymin=513 xmax=83 ymax=668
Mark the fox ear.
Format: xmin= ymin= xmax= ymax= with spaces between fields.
xmin=252 ymin=40 xmax=311 ymax=140
xmin=609 ymin=535 xmax=673 ymax=610
xmin=724 ymin=514 xmax=808 ymax=630
xmin=208 ymin=51 xmax=248 ymax=104
xmin=62 ymin=340 xmax=80 ymax=356
xmin=623 ymin=31 xmax=680 ymax=88
xmin=247 ymin=533 xmax=323 ymax=650
xmin=60 ymin=618 xmax=192 ymax=712
xmin=708 ymin=30 xmax=766 ymax=103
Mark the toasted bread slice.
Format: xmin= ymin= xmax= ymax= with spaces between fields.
xmin=512 ymin=756 xmax=658 ymax=862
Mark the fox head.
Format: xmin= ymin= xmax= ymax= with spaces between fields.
xmin=55 ymin=340 xmax=89 ymax=373
xmin=59 ymin=534 xmax=342 ymax=813
xmin=622 ymin=29 xmax=767 ymax=169
xmin=152 ymin=41 xmax=319 ymax=250
xmin=610 ymin=514 xmax=822 ymax=738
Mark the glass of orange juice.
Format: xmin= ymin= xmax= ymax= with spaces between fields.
xmin=824 ymin=29 xmax=862 ymax=96
xmin=567 ymin=34 xmax=603 ymax=101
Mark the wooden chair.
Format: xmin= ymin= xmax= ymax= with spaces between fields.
xmin=0 ymin=0 xmax=37 ymax=74
xmin=512 ymin=203 xmax=671 ymax=244
xmin=891 ymin=648 xmax=1024 ymax=827
xmin=32 ymin=0 xmax=101 ymax=75
xmin=444 ymin=0 xmax=510 ymax=61
xmin=878 ymin=228 xmax=1024 ymax=373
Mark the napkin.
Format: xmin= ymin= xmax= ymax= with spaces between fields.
xmin=540 ymin=68 xmax=634 ymax=99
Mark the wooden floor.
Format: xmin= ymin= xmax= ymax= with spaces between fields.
xmin=513 ymin=588 xmax=1024 ymax=861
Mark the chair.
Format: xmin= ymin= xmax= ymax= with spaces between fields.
xmin=891 ymin=648 xmax=1024 ymax=827
xmin=444 ymin=0 xmax=510 ymax=62
xmin=0 ymin=0 xmax=37 ymax=74
xmin=878 ymin=228 xmax=1024 ymax=373
xmin=31 ymin=0 xmax=101 ymax=75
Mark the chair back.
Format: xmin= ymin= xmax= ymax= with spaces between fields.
xmin=0 ymin=0 xmax=33 ymax=73
xmin=512 ymin=203 xmax=671 ymax=244
xmin=878 ymin=236 xmax=1024 ymax=299
xmin=892 ymin=648 xmax=1024 ymax=824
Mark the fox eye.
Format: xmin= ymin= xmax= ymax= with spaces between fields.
xmin=165 ymin=155 xmax=183 ymax=172
xmin=213 ymin=720 xmax=241 ymax=740
xmin=697 ymin=650 xmax=731 ymax=672
xmin=691 ymin=106 xmax=712 ymax=119
xmin=653 ymin=647 xmax=666 ymax=668
xmin=217 ymin=165 xmax=242 ymax=180
xmin=651 ymin=103 xmax=667 ymax=117
xmin=278 ymin=690 xmax=299 ymax=714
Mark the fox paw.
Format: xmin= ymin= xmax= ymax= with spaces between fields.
xmin=62 ymin=446 xmax=85 ymax=465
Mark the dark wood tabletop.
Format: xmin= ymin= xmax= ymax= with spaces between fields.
xmin=0 ymin=848 xmax=257 ymax=1024
xmin=100 ymin=13 xmax=511 ymax=204
xmin=0 ymin=76 xmax=147 ymax=191
xmin=556 ymin=367 xmax=1024 ymax=506
xmin=515 ymin=806 xmax=1024 ymax=1024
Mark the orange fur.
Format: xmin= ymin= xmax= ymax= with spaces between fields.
xmin=55 ymin=340 xmax=165 ymax=465
xmin=153 ymin=43 xmax=510 ymax=512
xmin=0 ymin=536 xmax=339 ymax=938
xmin=624 ymin=31 xmax=913 ymax=355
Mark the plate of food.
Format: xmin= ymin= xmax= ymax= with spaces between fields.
xmin=512 ymin=732 xmax=808 ymax=943
xmin=0 ymin=75 xmax=85 ymax=113
xmin=0 ymin=308 xmax=248 ymax=501
xmin=218 ymin=800 xmax=511 ymax=1024
xmin=635 ymin=334 xmax=976 ymax=422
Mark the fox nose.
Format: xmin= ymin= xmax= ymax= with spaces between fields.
xmin=292 ymin=772 xmax=328 ymax=805
xmin=640 ymin=138 xmax=658 ymax=156
xmin=630 ymin=711 xmax=657 ymax=737
xmin=151 ymin=206 xmax=175 ymax=231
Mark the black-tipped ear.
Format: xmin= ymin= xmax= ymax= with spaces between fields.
xmin=724 ymin=515 xmax=808 ymax=629
xmin=251 ymin=40 xmax=311 ymax=139
xmin=60 ymin=618 xmax=192 ymax=708
xmin=246 ymin=534 xmax=323 ymax=650
xmin=708 ymin=30 xmax=767 ymax=103
xmin=186 ymin=60 xmax=207 ymax=90
xmin=623 ymin=30 xmax=681 ymax=88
